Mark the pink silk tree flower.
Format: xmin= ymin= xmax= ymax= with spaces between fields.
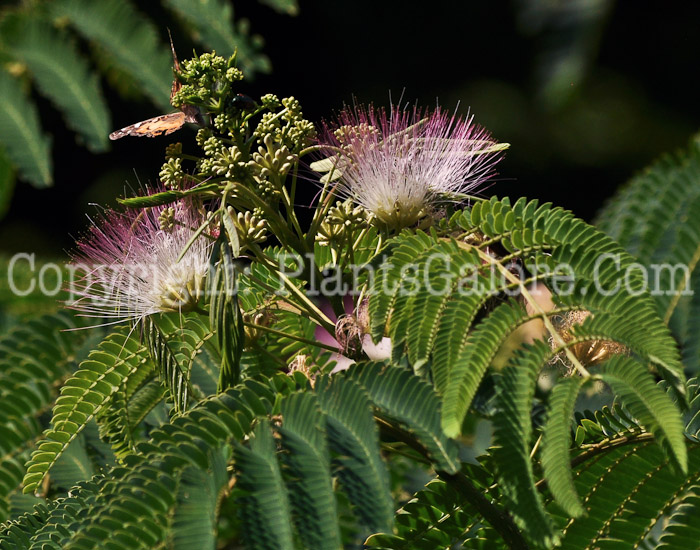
xmin=68 ymin=199 xmax=212 ymax=325
xmin=315 ymin=104 xmax=506 ymax=229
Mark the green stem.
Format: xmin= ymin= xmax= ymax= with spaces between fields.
xmin=307 ymin=177 xmax=341 ymax=249
xmin=289 ymin=162 xmax=299 ymax=208
xmin=571 ymin=432 xmax=654 ymax=469
xmin=534 ymin=432 xmax=654 ymax=491
xmin=280 ymin=182 xmax=306 ymax=246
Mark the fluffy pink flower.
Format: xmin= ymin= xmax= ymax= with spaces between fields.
xmin=68 ymin=199 xmax=211 ymax=324
xmin=316 ymin=104 xmax=505 ymax=228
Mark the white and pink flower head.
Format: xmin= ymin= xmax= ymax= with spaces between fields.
xmin=316 ymin=103 xmax=506 ymax=229
xmin=68 ymin=194 xmax=212 ymax=325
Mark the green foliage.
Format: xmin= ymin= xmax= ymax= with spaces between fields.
xmin=2 ymin=14 xmax=110 ymax=152
xmin=234 ymin=420 xmax=296 ymax=550
xmin=22 ymin=329 xmax=149 ymax=495
xmin=368 ymin=195 xmax=684 ymax=432
xmin=492 ymin=341 xmax=558 ymax=547
xmin=0 ymin=70 xmax=51 ymax=187
xmin=656 ymin=487 xmax=700 ymax=549
xmin=171 ymin=446 xmax=231 ymax=550
xmin=142 ymin=316 xmax=192 ymax=413
xmin=232 ymin=366 xmax=455 ymax=549
xmin=364 ymin=382 xmax=700 ymax=550
xmin=540 ymin=375 xmax=587 ymax=518
xmin=209 ymin=234 xmax=246 ymax=391
xmin=554 ymin=439 xmax=700 ymax=549
xmin=596 ymin=136 xmax=700 ymax=373
xmin=364 ymin=461 xmax=503 ymax=550
xmin=278 ymin=392 xmax=342 ymax=549
xmin=2 ymin=363 xmax=459 ymax=549
xmin=345 ymin=362 xmax=460 ymax=474
xmin=363 ymin=186 xmax=694 ymax=545
xmin=369 ymin=201 xmax=680 ymax=431
xmin=49 ymin=0 xmax=170 ymax=108
xmin=599 ymin=356 xmax=687 ymax=472
xmin=0 ymin=311 xmax=94 ymax=522
xmin=315 ymin=375 xmax=394 ymax=533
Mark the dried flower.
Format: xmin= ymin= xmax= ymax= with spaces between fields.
xmin=68 ymin=199 xmax=212 ymax=325
xmin=315 ymin=104 xmax=505 ymax=229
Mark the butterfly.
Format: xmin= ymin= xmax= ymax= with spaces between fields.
xmin=109 ymin=37 xmax=201 ymax=140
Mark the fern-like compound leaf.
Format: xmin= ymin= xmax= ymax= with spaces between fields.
xmin=171 ymin=447 xmax=231 ymax=550
xmin=541 ymin=375 xmax=587 ymax=518
xmin=278 ymin=392 xmax=342 ymax=550
xmin=50 ymin=0 xmax=172 ymax=109
xmin=656 ymin=487 xmax=700 ymax=550
xmin=141 ymin=317 xmax=187 ymax=411
xmin=315 ymin=376 xmax=393 ymax=534
xmin=0 ymin=71 xmax=51 ymax=187
xmin=441 ymin=300 xmax=530 ymax=438
xmin=346 ymin=361 xmax=460 ymax=474
xmin=491 ymin=340 xmax=558 ymax=547
xmin=234 ymin=421 xmax=295 ymax=550
xmin=0 ymin=312 xmax=92 ymax=520
xmin=22 ymin=329 xmax=149 ymax=495
xmin=2 ymin=15 xmax=110 ymax=152
xmin=556 ymin=441 xmax=700 ymax=549
xmin=596 ymin=139 xmax=700 ymax=373
xmin=599 ymin=355 xmax=688 ymax=473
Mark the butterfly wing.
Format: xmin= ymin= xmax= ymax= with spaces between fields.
xmin=108 ymin=112 xmax=187 ymax=140
xmin=109 ymin=38 xmax=200 ymax=140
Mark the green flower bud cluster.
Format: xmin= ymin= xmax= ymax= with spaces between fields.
xmin=252 ymin=96 xmax=316 ymax=154
xmin=160 ymin=157 xmax=184 ymax=189
xmin=158 ymin=207 xmax=176 ymax=232
xmin=248 ymin=134 xmax=295 ymax=180
xmin=317 ymin=200 xmax=368 ymax=246
xmin=213 ymin=112 xmax=234 ymax=133
xmin=171 ymin=52 xmax=243 ymax=110
xmin=202 ymin=136 xmax=223 ymax=157
xmin=165 ymin=142 xmax=183 ymax=159
xmin=260 ymin=94 xmax=281 ymax=110
xmin=202 ymin=143 xmax=247 ymax=179
xmin=193 ymin=96 xmax=313 ymax=202
xmin=155 ymin=52 xmax=317 ymax=227
xmin=235 ymin=210 xmax=267 ymax=247
xmin=255 ymin=179 xmax=282 ymax=201
xmin=196 ymin=128 xmax=214 ymax=147
xmin=334 ymin=122 xmax=378 ymax=145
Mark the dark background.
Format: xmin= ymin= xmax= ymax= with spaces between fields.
xmin=2 ymin=0 xmax=699 ymax=255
